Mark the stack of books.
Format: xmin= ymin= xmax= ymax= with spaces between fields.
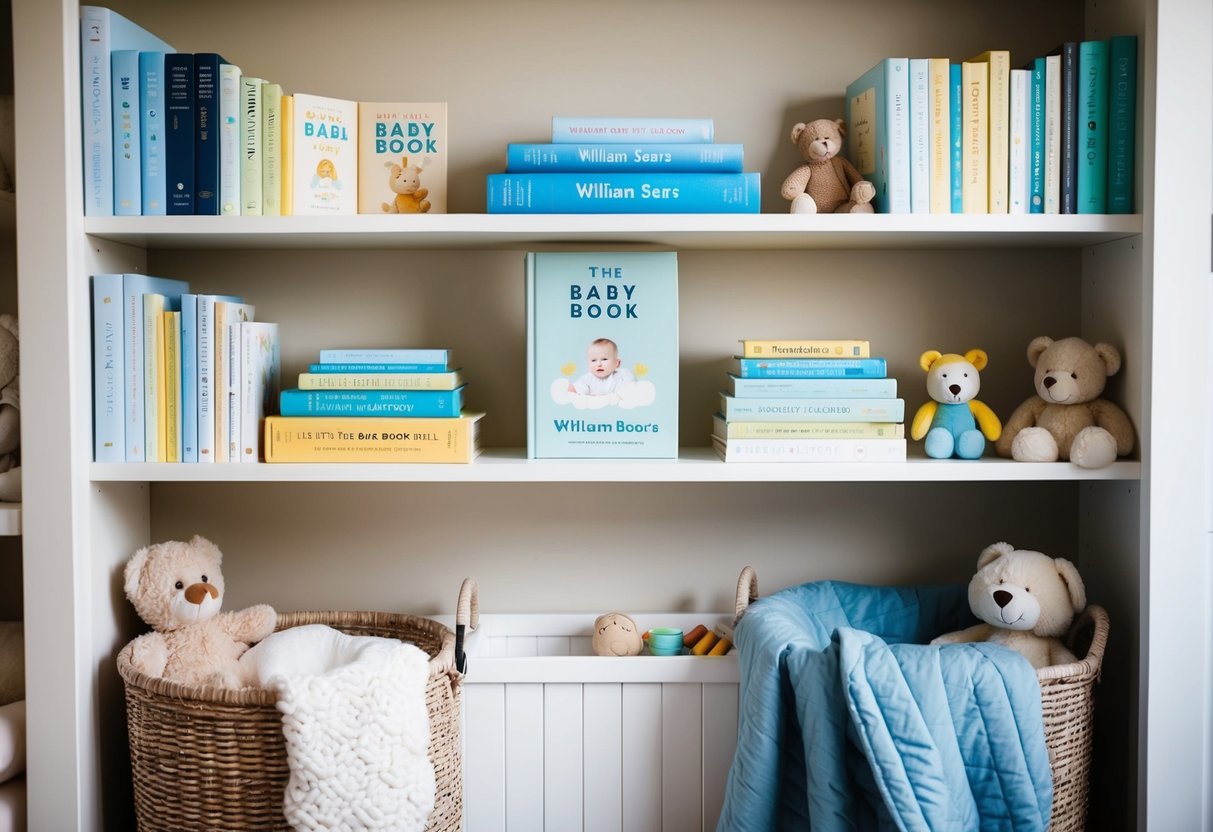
xmin=713 ymin=339 xmax=906 ymax=462
xmin=843 ymin=36 xmax=1137 ymax=215
xmin=486 ymin=116 xmax=760 ymax=214
xmin=263 ymin=348 xmax=481 ymax=463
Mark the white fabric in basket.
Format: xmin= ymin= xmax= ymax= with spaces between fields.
xmin=239 ymin=624 xmax=435 ymax=832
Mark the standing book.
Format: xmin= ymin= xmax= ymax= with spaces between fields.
xmin=196 ymin=293 xmax=242 ymax=463
xmin=1050 ymin=42 xmax=1079 ymax=213
xmin=526 ymin=251 xmax=678 ymax=459
xmin=1076 ymin=39 xmax=1110 ymax=213
xmin=960 ymin=59 xmax=988 ymax=213
xmin=214 ymin=300 xmax=255 ymax=462
xmin=138 ymin=51 xmax=168 ymax=215
xmin=1043 ymin=53 xmax=1062 ymax=213
xmin=218 ymin=63 xmax=242 ymax=215
xmin=1009 ymin=67 xmax=1031 ymax=214
xmin=358 ymin=102 xmax=448 ymax=213
xmin=845 ymin=57 xmax=910 ymax=213
xmin=92 ymin=274 xmax=124 ymax=462
xmin=261 ymin=82 xmax=284 ymax=216
xmin=280 ymin=94 xmax=294 ymax=215
xmin=164 ymin=53 xmax=195 ymax=215
xmin=1028 ymin=57 xmax=1046 ymax=213
xmin=180 ymin=293 xmax=197 ymax=461
xmin=969 ymin=50 xmax=1010 ymax=213
xmin=291 ymin=93 xmax=358 ymax=215
xmin=927 ymin=58 xmax=951 ymax=214
xmin=240 ymin=322 xmax=280 ymax=463
xmin=908 ymin=57 xmax=930 ymax=214
xmin=193 ymin=53 xmax=226 ymax=215
xmin=263 ymin=413 xmax=483 ymax=464
xmin=949 ymin=63 xmax=963 ymax=213
xmin=1106 ymin=35 xmax=1137 ymax=214
xmin=239 ymin=76 xmax=263 ymax=215
xmin=163 ymin=310 xmax=181 ymax=462
xmin=110 ymin=50 xmax=141 ymax=215
xmin=122 ymin=274 xmax=188 ymax=461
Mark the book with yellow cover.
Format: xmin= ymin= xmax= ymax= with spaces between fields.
xmin=969 ymin=50 xmax=1010 ymax=213
xmin=739 ymin=339 xmax=871 ymax=359
xmin=142 ymin=292 xmax=166 ymax=462
xmin=263 ymin=412 xmax=483 ymax=463
xmin=280 ymin=94 xmax=294 ymax=215
xmin=261 ymin=82 xmax=283 ymax=216
xmin=961 ymin=59 xmax=989 ymax=214
xmin=163 ymin=310 xmax=180 ymax=462
xmin=297 ymin=370 xmax=463 ymax=390
xmin=357 ymin=101 xmax=447 ymax=214
xmin=927 ymin=57 xmax=951 ymax=214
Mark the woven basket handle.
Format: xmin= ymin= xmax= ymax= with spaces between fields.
xmin=454 ymin=578 xmax=479 ymax=675
xmin=734 ymin=565 xmax=759 ymax=625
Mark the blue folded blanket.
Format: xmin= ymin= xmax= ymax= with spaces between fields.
xmin=718 ymin=581 xmax=1052 ymax=832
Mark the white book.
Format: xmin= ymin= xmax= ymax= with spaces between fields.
xmin=218 ymin=63 xmax=242 ymax=215
xmin=1043 ymin=54 xmax=1062 ymax=214
xmin=214 ymin=300 xmax=254 ymax=462
xmin=240 ymin=322 xmax=280 ymax=463
xmin=712 ymin=436 xmax=908 ymax=463
xmin=291 ymin=93 xmax=359 ymax=215
xmin=1009 ymin=68 xmax=1031 ymax=214
xmin=240 ymin=76 xmax=263 ymax=215
xmin=908 ymin=58 xmax=930 ymax=214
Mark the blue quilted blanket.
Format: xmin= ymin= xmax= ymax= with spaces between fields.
xmin=717 ymin=581 xmax=1052 ymax=832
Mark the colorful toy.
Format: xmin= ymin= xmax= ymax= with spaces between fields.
xmin=779 ymin=118 xmax=875 ymax=214
xmin=592 ymin=612 xmax=643 ymax=656
xmin=910 ymin=348 xmax=1002 ymax=459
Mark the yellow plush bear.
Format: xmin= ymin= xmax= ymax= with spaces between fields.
xmin=910 ymin=349 xmax=1001 ymax=459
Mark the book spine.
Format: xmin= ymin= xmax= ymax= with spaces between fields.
xmin=279 ymin=388 xmax=464 ymax=417
xmin=163 ymin=311 xmax=179 ymax=462
xmin=164 ymin=53 xmax=194 ymax=215
xmin=143 ymin=293 xmax=165 ymax=461
xmin=1044 ymin=54 xmax=1062 ymax=213
xmin=908 ymin=58 xmax=930 ymax=214
xmin=139 ymin=51 xmax=167 ymax=215
xmin=280 ymin=94 xmax=294 ymax=215
xmin=110 ymin=50 xmax=141 ymax=216
xmin=885 ymin=58 xmax=911 ymax=214
xmin=124 ymin=286 xmax=145 ymax=460
xmin=1009 ymin=68 xmax=1030 ymax=214
xmin=961 ymin=60 xmax=988 ymax=213
xmin=1057 ymin=43 xmax=1079 ymax=213
xmin=720 ymin=394 xmax=905 ymax=422
xmin=731 ymin=357 xmax=887 ymax=378
xmin=984 ymin=52 xmax=1011 ymax=213
xmin=728 ymin=377 xmax=897 ymax=399
xmin=715 ymin=437 xmax=907 ymax=463
xmin=226 ymin=318 xmax=241 ymax=463
xmin=716 ymin=417 xmax=904 ymax=440
xmin=927 ymin=58 xmax=951 ymax=214
xmin=261 ymin=82 xmax=283 ymax=216
xmin=263 ymin=415 xmax=480 ymax=463
xmin=297 ymin=372 xmax=461 ymax=390
xmin=949 ymin=63 xmax=963 ymax=213
xmin=240 ymin=325 xmax=258 ymax=462
xmin=1106 ymin=36 xmax=1137 ymax=214
xmin=506 ymin=143 xmax=744 ymax=173
xmin=307 ymin=362 xmax=448 ymax=373
xmin=1029 ymin=58 xmax=1046 ymax=213
xmin=739 ymin=339 xmax=870 ymax=359
xmin=218 ymin=64 xmax=242 ymax=215
xmin=196 ymin=296 xmax=216 ymax=462
xmin=180 ymin=294 xmax=197 ymax=462
xmin=240 ymin=77 xmax=263 ymax=215
xmin=319 ymin=348 xmax=452 ymax=365
xmin=1077 ymin=39 xmax=1109 ymax=213
xmin=80 ymin=7 xmax=113 ymax=215
xmin=485 ymin=172 xmax=761 ymax=214
xmin=551 ymin=117 xmax=714 ymax=143
xmin=192 ymin=54 xmax=222 ymax=215
xmin=92 ymin=274 xmax=125 ymax=462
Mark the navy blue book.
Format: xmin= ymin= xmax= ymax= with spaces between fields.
xmin=1049 ymin=43 xmax=1079 ymax=214
xmin=193 ymin=54 xmax=226 ymax=215
xmin=279 ymin=386 xmax=466 ymax=418
xmin=165 ymin=53 xmax=195 ymax=215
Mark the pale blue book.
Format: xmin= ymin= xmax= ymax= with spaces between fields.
xmin=719 ymin=393 xmax=905 ymax=422
xmin=139 ymin=51 xmax=168 ymax=215
xmin=551 ymin=117 xmax=713 ymax=144
xmin=110 ymin=50 xmax=141 ymax=215
xmin=908 ymin=57 xmax=930 ymax=214
xmin=526 ymin=251 xmax=678 ymax=459
xmin=1077 ymin=39 xmax=1109 ymax=213
xmin=845 ymin=57 xmax=911 ymax=213
xmin=180 ymin=294 xmax=197 ymax=461
xmin=727 ymin=375 xmax=897 ymax=399
xmin=92 ymin=274 xmax=125 ymax=462
xmin=319 ymin=348 xmax=453 ymax=366
xmin=1029 ymin=58 xmax=1046 ymax=213
xmin=79 ymin=6 xmax=173 ymax=216
xmin=279 ymin=387 xmax=466 ymax=418
xmin=196 ymin=294 xmax=243 ymax=463
xmin=486 ymin=172 xmax=760 ymax=214
xmin=307 ymin=362 xmax=448 ymax=374
xmin=728 ymin=356 xmax=888 ymax=379
xmin=506 ymin=143 xmax=743 ymax=173
xmin=122 ymin=274 xmax=188 ymax=461
xmin=950 ymin=63 xmax=963 ymax=213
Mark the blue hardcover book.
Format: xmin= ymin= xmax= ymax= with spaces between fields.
xmin=1029 ymin=58 xmax=1046 ymax=213
xmin=139 ymin=51 xmax=168 ymax=215
xmin=92 ymin=274 xmax=125 ymax=462
xmin=180 ymin=294 xmax=197 ymax=461
xmin=318 ymin=348 xmax=453 ymax=366
xmin=164 ymin=53 xmax=195 ymax=215
xmin=1050 ymin=42 xmax=1079 ymax=213
xmin=845 ymin=57 xmax=911 ymax=213
xmin=307 ymin=362 xmax=449 ymax=374
xmin=110 ymin=50 xmax=141 ymax=215
xmin=279 ymin=386 xmax=466 ymax=418
xmin=729 ymin=356 xmax=889 ymax=379
xmin=949 ymin=63 xmax=963 ymax=213
xmin=122 ymin=274 xmax=189 ymax=461
xmin=79 ymin=6 xmax=174 ymax=216
xmin=526 ymin=251 xmax=678 ymax=459
xmin=506 ymin=143 xmax=744 ymax=173
xmin=193 ymin=53 xmax=226 ymax=215
xmin=1077 ymin=39 xmax=1109 ymax=213
xmin=551 ymin=117 xmax=714 ymax=144
xmin=486 ymin=172 xmax=760 ymax=214
xmin=719 ymin=393 xmax=905 ymax=423
xmin=727 ymin=375 xmax=897 ymax=399
xmin=1106 ymin=35 xmax=1137 ymax=214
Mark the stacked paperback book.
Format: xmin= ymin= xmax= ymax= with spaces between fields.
xmin=487 ymin=116 xmax=760 ymax=213
xmin=843 ymin=36 xmax=1137 ymax=214
xmin=263 ymin=349 xmax=481 ymax=463
xmin=714 ymin=339 xmax=906 ymax=462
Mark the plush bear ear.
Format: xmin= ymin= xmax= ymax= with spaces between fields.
xmin=1054 ymin=557 xmax=1087 ymax=613
xmin=124 ymin=546 xmax=150 ymax=601
xmin=790 ymin=122 xmax=807 ymax=144
xmin=833 ymin=118 xmax=847 ymax=138
xmin=977 ymin=541 xmax=1014 ymax=570
xmin=1026 ymin=336 xmax=1054 ymax=368
xmin=964 ymin=349 xmax=988 ymax=371
xmin=1094 ymin=342 xmax=1122 ymax=376
xmin=189 ymin=534 xmax=222 ymax=567
xmin=919 ymin=350 xmax=941 ymax=372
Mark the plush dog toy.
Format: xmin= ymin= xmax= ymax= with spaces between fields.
xmin=910 ymin=348 xmax=1002 ymax=459
xmin=123 ymin=535 xmax=276 ymax=688
xmin=931 ymin=542 xmax=1087 ymax=669
xmin=591 ymin=612 xmax=643 ymax=657
xmin=779 ymin=118 xmax=875 ymax=214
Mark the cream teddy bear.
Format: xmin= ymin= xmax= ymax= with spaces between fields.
xmin=123 ymin=535 xmax=276 ymax=688
xmin=779 ymin=118 xmax=875 ymax=214
xmin=381 ymin=157 xmax=431 ymax=213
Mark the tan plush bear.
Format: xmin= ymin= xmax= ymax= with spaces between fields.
xmin=779 ymin=118 xmax=875 ymax=214
xmin=123 ymin=535 xmax=276 ymax=688
xmin=995 ymin=336 xmax=1136 ymax=468
xmin=931 ymin=542 xmax=1087 ymax=669
xmin=591 ymin=612 xmax=642 ymax=657
xmin=381 ymin=156 xmax=431 ymax=214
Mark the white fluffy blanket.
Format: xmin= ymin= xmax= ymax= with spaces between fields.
xmin=239 ymin=624 xmax=435 ymax=831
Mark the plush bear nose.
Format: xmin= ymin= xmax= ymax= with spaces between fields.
xmin=993 ymin=590 xmax=1013 ymax=608
xmin=1043 ymin=376 xmax=1057 ymax=389
xmin=184 ymin=583 xmax=218 ymax=606
xmin=949 ymin=384 xmax=961 ymax=396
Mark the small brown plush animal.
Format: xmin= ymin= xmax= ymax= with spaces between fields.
xmin=591 ymin=612 xmax=642 ymax=657
xmin=779 ymin=118 xmax=875 ymax=214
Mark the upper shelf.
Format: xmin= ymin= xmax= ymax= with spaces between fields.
xmin=82 ymin=213 xmax=1144 ymax=251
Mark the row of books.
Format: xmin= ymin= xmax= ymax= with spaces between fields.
xmin=487 ymin=117 xmax=760 ymax=214
xmin=845 ymin=37 xmax=1137 ymax=215
xmin=80 ymin=5 xmax=447 ymax=217
xmin=91 ymin=274 xmax=280 ymax=463
xmin=263 ymin=349 xmax=481 ymax=463
xmin=713 ymin=340 xmax=907 ymax=462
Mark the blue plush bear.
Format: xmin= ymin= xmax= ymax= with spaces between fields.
xmin=910 ymin=349 xmax=1002 ymax=459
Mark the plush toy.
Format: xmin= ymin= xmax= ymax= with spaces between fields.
xmin=381 ymin=157 xmax=431 ymax=214
xmin=995 ymin=336 xmax=1135 ymax=468
xmin=910 ymin=349 xmax=1002 ymax=459
xmin=591 ymin=612 xmax=642 ymax=657
xmin=0 ymin=315 xmax=19 ymax=502
xmin=779 ymin=118 xmax=875 ymax=214
xmin=931 ymin=542 xmax=1086 ymax=669
xmin=123 ymin=535 xmax=276 ymax=688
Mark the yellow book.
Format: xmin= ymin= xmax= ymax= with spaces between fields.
xmin=961 ymin=60 xmax=989 ymax=214
xmin=163 ymin=310 xmax=180 ymax=463
xmin=927 ymin=57 xmax=951 ymax=214
xmin=281 ymin=94 xmax=294 ymax=215
xmin=261 ymin=82 xmax=283 ymax=216
xmin=739 ymin=339 xmax=871 ymax=359
xmin=263 ymin=413 xmax=483 ymax=463
xmin=297 ymin=370 xmax=464 ymax=390
xmin=142 ymin=292 xmax=166 ymax=463
xmin=970 ymin=50 xmax=1010 ymax=213
xmin=154 ymin=309 xmax=166 ymax=462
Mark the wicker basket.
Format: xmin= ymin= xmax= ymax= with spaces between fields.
xmin=733 ymin=567 xmax=1109 ymax=832
xmin=117 ymin=578 xmax=479 ymax=832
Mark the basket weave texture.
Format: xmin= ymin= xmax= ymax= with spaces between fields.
xmin=117 ymin=592 xmax=477 ymax=832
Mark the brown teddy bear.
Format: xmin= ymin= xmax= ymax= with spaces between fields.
xmin=381 ymin=157 xmax=431 ymax=214
xmin=995 ymin=336 xmax=1135 ymax=468
xmin=779 ymin=118 xmax=875 ymax=214
xmin=122 ymin=535 xmax=276 ymax=688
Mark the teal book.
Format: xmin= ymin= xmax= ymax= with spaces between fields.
xmin=1077 ymin=39 xmax=1109 ymax=213
xmin=526 ymin=251 xmax=678 ymax=459
xmin=950 ymin=63 xmax=963 ymax=213
xmin=279 ymin=386 xmax=465 ymax=418
xmin=506 ymin=143 xmax=744 ymax=173
xmin=122 ymin=274 xmax=189 ymax=461
xmin=92 ymin=274 xmax=125 ymax=462
xmin=727 ymin=375 xmax=897 ymax=399
xmin=486 ymin=172 xmax=759 ymax=213
xmin=845 ymin=57 xmax=911 ymax=213
xmin=1029 ymin=58 xmax=1046 ymax=213
xmin=1106 ymin=35 xmax=1137 ymax=214
xmin=729 ymin=356 xmax=888 ymax=379
xmin=719 ymin=393 xmax=905 ymax=423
